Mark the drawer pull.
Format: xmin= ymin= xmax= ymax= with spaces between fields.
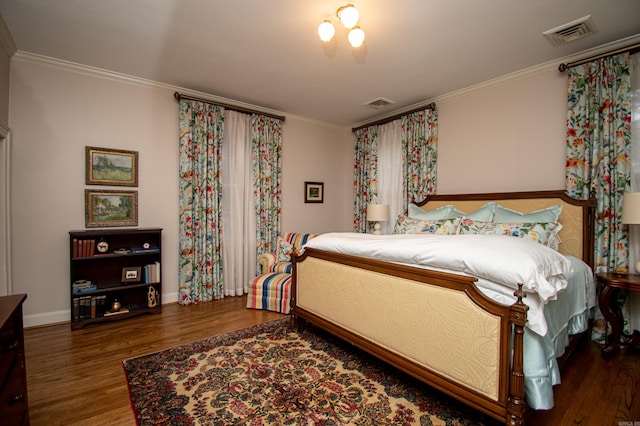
xmin=2 ymin=340 xmax=19 ymax=352
xmin=9 ymin=393 xmax=25 ymax=405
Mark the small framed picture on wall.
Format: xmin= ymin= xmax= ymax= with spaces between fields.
xmin=304 ymin=182 xmax=324 ymax=203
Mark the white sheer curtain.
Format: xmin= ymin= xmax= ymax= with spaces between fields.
xmin=222 ymin=111 xmax=256 ymax=296
xmin=377 ymin=120 xmax=403 ymax=235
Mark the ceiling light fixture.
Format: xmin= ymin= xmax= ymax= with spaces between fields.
xmin=317 ymin=3 xmax=366 ymax=48
xmin=337 ymin=4 xmax=359 ymax=29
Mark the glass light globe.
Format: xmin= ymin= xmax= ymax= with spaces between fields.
xmin=317 ymin=20 xmax=335 ymax=42
xmin=338 ymin=5 xmax=359 ymax=29
xmin=348 ymin=26 xmax=365 ymax=47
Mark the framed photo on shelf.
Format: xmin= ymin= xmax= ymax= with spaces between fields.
xmin=86 ymin=146 xmax=138 ymax=187
xmin=122 ymin=266 xmax=142 ymax=283
xmin=85 ymin=189 xmax=138 ymax=228
xmin=304 ymin=181 xmax=324 ymax=203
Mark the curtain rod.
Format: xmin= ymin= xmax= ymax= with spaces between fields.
xmin=558 ymin=42 xmax=640 ymax=72
xmin=173 ymin=92 xmax=286 ymax=122
xmin=351 ymin=102 xmax=436 ymax=132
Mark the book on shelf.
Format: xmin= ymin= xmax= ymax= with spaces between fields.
xmin=73 ymin=298 xmax=80 ymax=322
xmin=73 ymin=239 xmax=96 ymax=257
xmin=73 ymin=294 xmax=109 ymax=321
xmin=142 ymin=261 xmax=161 ymax=283
xmin=77 ymin=295 xmax=90 ymax=320
xmin=90 ymin=296 xmax=97 ymax=319
xmin=96 ymin=295 xmax=107 ymax=317
xmin=131 ymin=247 xmax=160 ymax=254
xmin=72 ymin=279 xmax=96 ymax=294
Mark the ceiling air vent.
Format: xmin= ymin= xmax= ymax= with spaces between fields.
xmin=543 ymin=15 xmax=598 ymax=46
xmin=364 ymin=97 xmax=395 ymax=109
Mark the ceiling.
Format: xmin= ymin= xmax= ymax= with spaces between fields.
xmin=0 ymin=0 xmax=639 ymax=127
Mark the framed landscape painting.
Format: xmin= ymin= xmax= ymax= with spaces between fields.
xmin=85 ymin=189 xmax=138 ymax=228
xmin=86 ymin=146 xmax=138 ymax=187
xmin=304 ymin=181 xmax=324 ymax=203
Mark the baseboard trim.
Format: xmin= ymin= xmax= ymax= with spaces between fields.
xmin=23 ymin=291 xmax=179 ymax=328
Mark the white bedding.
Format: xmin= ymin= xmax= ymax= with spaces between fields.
xmin=302 ymin=232 xmax=596 ymax=410
xmin=304 ymin=232 xmax=576 ymax=336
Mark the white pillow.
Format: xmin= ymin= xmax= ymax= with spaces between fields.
xmin=408 ymin=203 xmax=456 ymax=220
xmin=493 ymin=204 xmax=562 ymax=223
xmin=450 ymin=202 xmax=496 ymax=221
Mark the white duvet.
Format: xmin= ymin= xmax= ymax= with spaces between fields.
xmin=303 ymin=232 xmax=576 ymax=336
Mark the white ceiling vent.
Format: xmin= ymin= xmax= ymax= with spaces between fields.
xmin=543 ymin=15 xmax=598 ymax=46
xmin=364 ymin=97 xmax=395 ymax=109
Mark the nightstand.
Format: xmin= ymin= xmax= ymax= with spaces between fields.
xmin=596 ymin=272 xmax=640 ymax=359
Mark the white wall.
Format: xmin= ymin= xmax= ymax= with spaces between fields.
xmin=9 ymin=55 xmax=354 ymax=326
xmin=281 ymin=118 xmax=353 ymax=234
xmin=437 ymin=67 xmax=567 ymax=193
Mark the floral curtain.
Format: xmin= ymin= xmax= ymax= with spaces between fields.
xmin=402 ymin=109 xmax=438 ymax=209
xmin=251 ymin=114 xmax=283 ymax=263
xmin=565 ymin=53 xmax=633 ymax=340
xmin=353 ymin=109 xmax=438 ymax=233
xmin=178 ymin=100 xmax=225 ymax=305
xmin=353 ymin=126 xmax=378 ymax=232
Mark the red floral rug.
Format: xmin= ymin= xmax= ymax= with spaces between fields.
xmin=123 ymin=318 xmax=498 ymax=425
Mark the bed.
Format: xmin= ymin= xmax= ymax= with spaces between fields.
xmin=290 ymin=190 xmax=596 ymax=425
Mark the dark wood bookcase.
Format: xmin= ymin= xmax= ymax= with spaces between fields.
xmin=69 ymin=228 xmax=162 ymax=330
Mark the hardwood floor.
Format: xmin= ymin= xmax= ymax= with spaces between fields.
xmin=23 ymin=296 xmax=640 ymax=425
xmin=23 ymin=296 xmax=282 ymax=426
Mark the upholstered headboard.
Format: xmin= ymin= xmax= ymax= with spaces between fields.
xmin=415 ymin=190 xmax=596 ymax=266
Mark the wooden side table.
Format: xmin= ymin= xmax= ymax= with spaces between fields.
xmin=596 ymin=272 xmax=640 ymax=359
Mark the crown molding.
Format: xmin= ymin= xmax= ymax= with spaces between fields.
xmin=350 ymin=33 xmax=640 ymax=128
xmin=12 ymin=51 xmax=351 ymax=130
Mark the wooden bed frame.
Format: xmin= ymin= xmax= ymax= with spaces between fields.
xmin=291 ymin=190 xmax=596 ymax=425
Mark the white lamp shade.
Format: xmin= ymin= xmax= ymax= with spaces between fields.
xmin=622 ymin=192 xmax=640 ymax=224
xmin=348 ymin=26 xmax=365 ymax=47
xmin=317 ymin=20 xmax=335 ymax=42
xmin=338 ymin=4 xmax=359 ymax=28
xmin=367 ymin=204 xmax=390 ymax=222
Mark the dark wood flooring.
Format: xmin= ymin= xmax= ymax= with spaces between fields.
xmin=22 ymin=296 xmax=640 ymax=425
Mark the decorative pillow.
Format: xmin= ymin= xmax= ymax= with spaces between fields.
xmin=276 ymin=237 xmax=294 ymax=262
xmin=493 ymin=204 xmax=562 ymax=223
xmin=393 ymin=215 xmax=461 ymax=235
xmin=450 ymin=202 xmax=496 ymax=222
xmin=408 ymin=203 xmax=456 ymax=220
xmin=457 ymin=217 xmax=563 ymax=250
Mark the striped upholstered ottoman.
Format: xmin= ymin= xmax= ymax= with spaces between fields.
xmin=246 ymin=272 xmax=293 ymax=314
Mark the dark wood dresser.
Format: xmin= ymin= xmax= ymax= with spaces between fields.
xmin=0 ymin=294 xmax=29 ymax=425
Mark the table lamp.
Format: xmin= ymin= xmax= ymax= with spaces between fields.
xmin=367 ymin=203 xmax=390 ymax=235
xmin=622 ymin=192 xmax=640 ymax=272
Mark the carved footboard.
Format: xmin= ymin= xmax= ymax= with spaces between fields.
xmin=291 ymin=248 xmax=528 ymax=425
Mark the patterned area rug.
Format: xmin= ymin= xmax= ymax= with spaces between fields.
xmin=123 ymin=318 xmax=498 ymax=425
